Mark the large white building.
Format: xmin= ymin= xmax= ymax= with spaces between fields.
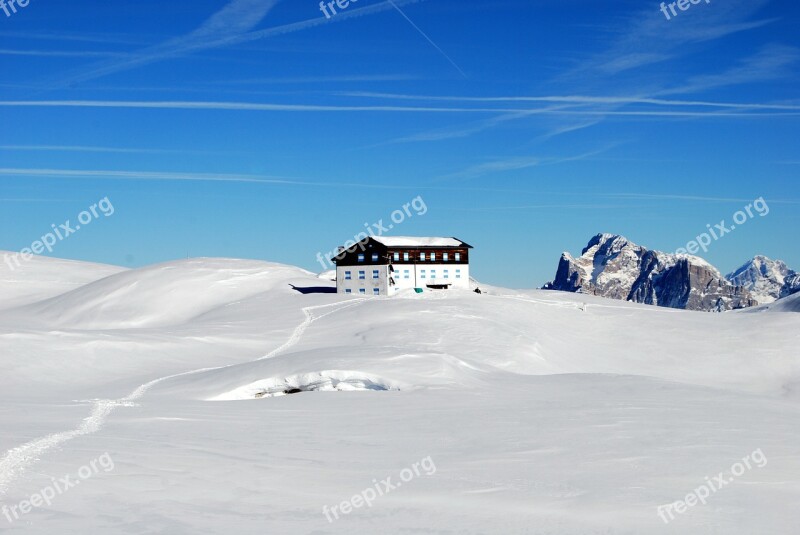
xmin=331 ymin=236 xmax=473 ymax=296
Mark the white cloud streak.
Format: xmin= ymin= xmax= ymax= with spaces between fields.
xmin=51 ymin=0 xmax=280 ymax=87
xmin=0 ymin=100 xmax=797 ymax=118
xmin=0 ymin=49 xmax=130 ymax=58
xmin=49 ymin=0 xmax=425 ymax=88
xmin=342 ymin=91 xmax=800 ymax=111
xmin=0 ymin=167 xmax=449 ymax=191
xmin=603 ymin=193 xmax=800 ymax=205
xmin=437 ymin=148 xmax=611 ymax=181
xmin=577 ymin=0 xmax=774 ymax=75
xmin=0 ymin=145 xmax=225 ymax=155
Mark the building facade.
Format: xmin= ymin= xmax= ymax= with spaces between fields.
xmin=331 ymin=237 xmax=472 ymax=296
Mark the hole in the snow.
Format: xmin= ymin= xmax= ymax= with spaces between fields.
xmin=246 ymin=371 xmax=398 ymax=399
xmin=211 ymin=371 xmax=403 ymax=401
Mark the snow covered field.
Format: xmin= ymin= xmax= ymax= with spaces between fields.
xmin=1 ymin=254 xmax=798 ymax=534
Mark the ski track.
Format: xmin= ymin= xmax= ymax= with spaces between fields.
xmin=0 ymin=293 xmax=653 ymax=494
xmin=0 ymin=298 xmax=366 ymax=497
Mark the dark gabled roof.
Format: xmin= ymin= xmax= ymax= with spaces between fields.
xmin=370 ymin=236 xmax=473 ymax=248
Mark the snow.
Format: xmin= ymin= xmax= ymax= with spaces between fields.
xmin=743 ymin=291 xmax=800 ymax=314
xmin=370 ymin=236 xmax=467 ymax=247
xmin=0 ymin=254 xmax=799 ymax=534
xmin=317 ymin=269 xmax=336 ymax=280
xmin=0 ymin=251 xmax=124 ymax=311
xmin=676 ymin=253 xmax=723 ymax=276
xmin=727 ymin=256 xmax=795 ymax=304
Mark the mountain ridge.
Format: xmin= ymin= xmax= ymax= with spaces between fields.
xmin=543 ymin=233 xmax=772 ymax=312
xmin=727 ymin=255 xmax=800 ymax=304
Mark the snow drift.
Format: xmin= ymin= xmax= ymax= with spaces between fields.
xmin=0 ymin=254 xmax=798 ymax=534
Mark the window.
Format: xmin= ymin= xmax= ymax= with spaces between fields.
xmin=443 ymin=252 xmax=449 ymax=262
xmin=430 ymin=252 xmax=436 ymax=262
xmin=373 ymin=270 xmax=379 ymax=279
xmin=421 ymin=270 xmax=426 ymax=279
xmin=373 ymin=288 xmax=380 ymax=295
xmin=420 ymin=252 xmax=426 ymax=261
xmin=393 ymin=252 xmax=400 ymax=262
xmin=404 ymin=270 xmax=410 ymax=279
xmin=359 ymin=271 xmax=366 ymax=280
xmin=372 ymin=253 xmax=379 ymax=262
xmin=430 ymin=270 xmax=436 ymax=278
xmin=345 ymin=270 xmax=352 ymax=280
xmin=358 ymin=254 xmax=365 ymax=262
xmin=455 ymin=252 xmax=461 ymax=262
xmin=403 ymin=252 xmax=409 ymax=261
xmin=359 ymin=288 xmax=366 ymax=294
xmin=456 ymin=269 xmax=462 ymax=279
xmin=444 ymin=269 xmax=449 ymax=279
xmin=345 ymin=289 xmax=352 ymax=294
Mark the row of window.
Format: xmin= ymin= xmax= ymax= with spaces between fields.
xmin=345 ymin=288 xmax=380 ymax=295
xmin=392 ymin=268 xmax=461 ymax=277
xmin=344 ymin=268 xmax=463 ymax=280
xmin=417 ymin=269 xmax=461 ymax=279
xmin=344 ymin=270 xmax=381 ymax=280
xmin=356 ymin=252 xmax=462 ymax=263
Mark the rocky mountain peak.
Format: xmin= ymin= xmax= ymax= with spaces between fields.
xmin=727 ymin=256 xmax=799 ymax=304
xmin=544 ymin=234 xmax=757 ymax=312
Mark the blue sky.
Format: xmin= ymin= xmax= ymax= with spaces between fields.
xmin=0 ymin=0 xmax=798 ymax=287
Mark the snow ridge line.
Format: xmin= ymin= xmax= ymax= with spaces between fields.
xmin=0 ymin=298 xmax=366 ymax=497
xmin=494 ymin=294 xmax=680 ymax=313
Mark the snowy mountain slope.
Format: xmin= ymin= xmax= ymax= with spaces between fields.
xmin=544 ymin=234 xmax=757 ymax=311
xmin=774 ymin=291 xmax=800 ymax=312
xmin=144 ymin=288 xmax=800 ymax=403
xmin=0 ymin=252 xmax=124 ymax=311
xmin=727 ymin=256 xmax=800 ymax=303
xmin=0 ymin=259 xmax=329 ymax=399
xmin=747 ymin=291 xmax=800 ymax=314
xmin=786 ymin=272 xmax=800 ymax=297
xmin=0 ymin=257 xmax=799 ymax=534
xmin=4 ymin=258 xmax=315 ymax=330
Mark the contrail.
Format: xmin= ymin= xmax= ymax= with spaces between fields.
xmin=388 ymin=0 xmax=467 ymax=78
